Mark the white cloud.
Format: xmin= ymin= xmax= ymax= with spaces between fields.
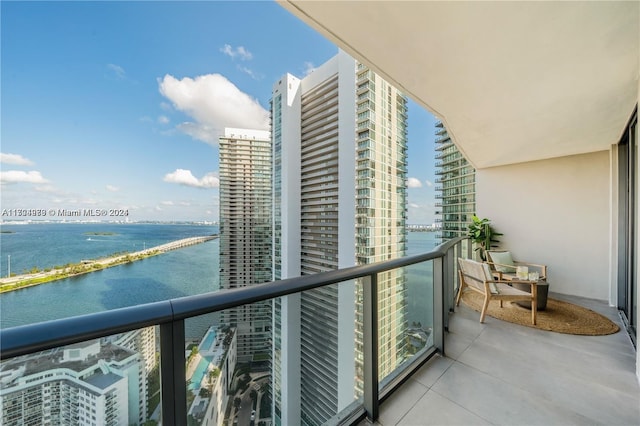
xmin=107 ymin=63 xmax=126 ymax=79
xmin=199 ymin=173 xmax=220 ymax=188
xmin=236 ymin=65 xmax=262 ymax=81
xmin=220 ymin=44 xmax=253 ymax=61
xmin=179 ymin=201 xmax=191 ymax=206
xmin=175 ymin=122 xmax=219 ymax=145
xmin=106 ymin=185 xmax=119 ymax=192
xmin=57 ymin=197 xmax=99 ymax=206
xmin=159 ymin=73 xmax=269 ymax=144
xmin=163 ymin=169 xmax=220 ymax=188
xmin=1 ymin=153 xmax=34 ymax=166
xmin=160 ymin=102 xmax=172 ymax=111
xmin=0 ymin=170 xmax=49 ymax=184
xmin=409 ymin=203 xmax=420 ymax=208
xmin=34 ymin=185 xmax=58 ymax=193
xmin=161 ymin=200 xmax=174 ymax=206
xmin=425 ymin=180 xmax=433 ymax=187
xmin=158 ymin=115 xmax=170 ymax=124
xmin=407 ymin=177 xmax=423 ymax=188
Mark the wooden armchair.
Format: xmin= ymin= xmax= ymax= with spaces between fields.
xmin=456 ymin=258 xmax=537 ymax=324
xmin=486 ymin=250 xmax=547 ymax=281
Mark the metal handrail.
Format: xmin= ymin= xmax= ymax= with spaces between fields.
xmin=1 ymin=237 xmax=463 ymax=359
xmin=0 ymin=236 xmax=467 ymax=425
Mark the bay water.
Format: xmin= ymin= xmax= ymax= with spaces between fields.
xmin=0 ymin=223 xmax=436 ymax=338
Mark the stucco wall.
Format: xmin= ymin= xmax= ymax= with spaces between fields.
xmin=476 ymin=151 xmax=611 ymax=300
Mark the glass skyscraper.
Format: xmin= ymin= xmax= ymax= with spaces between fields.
xmin=219 ymin=128 xmax=272 ymax=362
xmin=434 ymin=120 xmax=476 ymax=243
xmin=271 ymin=50 xmax=408 ymax=425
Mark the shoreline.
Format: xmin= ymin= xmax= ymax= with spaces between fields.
xmin=0 ymin=235 xmax=218 ymax=293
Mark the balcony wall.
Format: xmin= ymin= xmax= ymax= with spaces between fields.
xmin=476 ymin=150 xmax=611 ymax=301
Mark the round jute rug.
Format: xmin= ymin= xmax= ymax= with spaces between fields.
xmin=460 ymin=291 xmax=619 ymax=335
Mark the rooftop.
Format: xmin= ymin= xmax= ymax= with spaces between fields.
xmin=0 ymin=341 xmax=135 ymax=389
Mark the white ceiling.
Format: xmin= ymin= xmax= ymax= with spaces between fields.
xmin=279 ymin=1 xmax=639 ymax=169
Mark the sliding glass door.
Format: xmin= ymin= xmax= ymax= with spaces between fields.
xmin=618 ymin=107 xmax=637 ymax=346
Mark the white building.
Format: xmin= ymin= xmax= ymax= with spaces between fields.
xmin=0 ymin=340 xmax=139 ymax=426
xmin=106 ymin=327 xmax=157 ymax=422
xmin=271 ymin=50 xmax=408 ymax=425
xmin=0 ymin=328 xmax=156 ymax=426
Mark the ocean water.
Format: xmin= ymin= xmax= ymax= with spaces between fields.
xmin=0 ymin=223 xmax=437 ymax=338
xmin=405 ymin=232 xmax=437 ymax=328
xmin=0 ymin=223 xmax=220 ymax=337
xmin=0 ymin=222 xmax=217 ymax=274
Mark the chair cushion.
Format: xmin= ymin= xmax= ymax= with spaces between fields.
xmin=488 ymin=251 xmax=516 ymax=273
xmin=481 ymin=263 xmax=499 ymax=294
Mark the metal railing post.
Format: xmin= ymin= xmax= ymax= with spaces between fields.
xmin=453 ymin=240 xmax=462 ymax=299
xmin=433 ymin=257 xmax=445 ymax=355
xmin=363 ymin=273 xmax=379 ymax=421
xmin=160 ymin=319 xmax=187 ymax=426
xmin=443 ymin=247 xmax=455 ymax=332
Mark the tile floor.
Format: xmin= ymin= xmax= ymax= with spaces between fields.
xmin=362 ymin=293 xmax=640 ymax=425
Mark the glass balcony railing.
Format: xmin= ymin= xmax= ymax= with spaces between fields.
xmin=0 ymin=237 xmax=469 ymax=425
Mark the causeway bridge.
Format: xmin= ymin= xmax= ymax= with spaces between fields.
xmin=0 ymin=234 xmax=219 ymax=291
xmin=140 ymin=235 xmax=218 ymax=255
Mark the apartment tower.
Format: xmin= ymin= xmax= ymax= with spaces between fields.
xmin=434 ymin=120 xmax=476 ymax=243
xmin=0 ymin=340 xmax=142 ymax=426
xmin=219 ymin=128 xmax=272 ymax=362
xmin=271 ymin=50 xmax=409 ymax=425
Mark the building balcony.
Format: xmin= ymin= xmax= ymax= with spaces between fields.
xmin=364 ymin=294 xmax=638 ymax=426
xmin=279 ymin=4 xmax=638 ymax=374
xmin=1 ymin=2 xmax=638 ymax=425
xmin=1 ymin=239 xmax=638 ymax=425
xmin=434 ymin=135 xmax=449 ymax=144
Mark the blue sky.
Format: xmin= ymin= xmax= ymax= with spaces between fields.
xmin=1 ymin=1 xmax=437 ymax=224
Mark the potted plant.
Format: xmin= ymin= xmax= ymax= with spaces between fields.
xmin=467 ymin=215 xmax=502 ymax=261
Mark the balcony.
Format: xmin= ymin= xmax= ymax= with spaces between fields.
xmin=1 ymin=238 xmax=468 ymax=425
xmin=365 ymin=294 xmax=639 ymax=425
xmin=2 ymin=239 xmax=638 ymax=425
xmin=2 ymin=2 xmax=638 ymax=425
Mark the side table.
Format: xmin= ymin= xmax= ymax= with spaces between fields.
xmin=513 ymin=279 xmax=549 ymax=311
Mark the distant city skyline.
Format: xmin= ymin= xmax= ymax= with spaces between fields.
xmin=1 ymin=1 xmax=437 ymax=224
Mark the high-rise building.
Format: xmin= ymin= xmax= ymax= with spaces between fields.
xmin=0 ymin=339 xmax=142 ymax=426
xmin=219 ymin=128 xmax=272 ymax=363
xmin=434 ymin=120 xmax=476 ymax=243
xmin=106 ymin=327 xmax=157 ymax=422
xmin=271 ymin=50 xmax=408 ymax=426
